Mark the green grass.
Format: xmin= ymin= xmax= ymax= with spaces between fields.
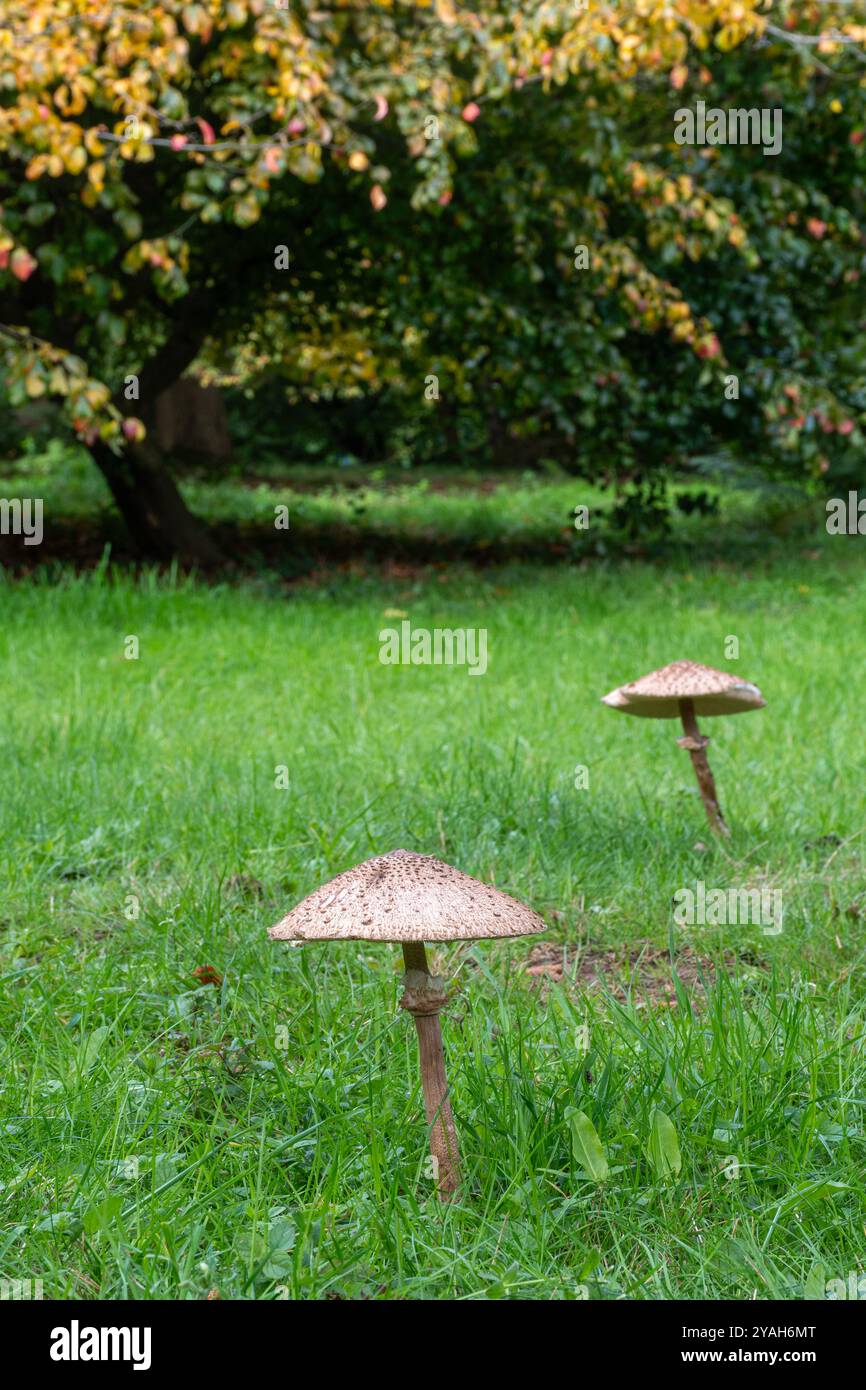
xmin=1 ymin=539 xmax=865 ymax=1299
xmin=0 ymin=437 xmax=816 ymax=558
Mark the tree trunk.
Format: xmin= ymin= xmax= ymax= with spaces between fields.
xmin=90 ymin=436 xmax=223 ymax=566
xmin=85 ymin=294 xmax=225 ymax=565
xmin=153 ymin=379 xmax=232 ymax=464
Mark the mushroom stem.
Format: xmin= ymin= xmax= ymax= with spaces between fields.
xmin=400 ymin=941 xmax=461 ymax=1201
xmin=677 ymin=698 xmax=730 ymax=836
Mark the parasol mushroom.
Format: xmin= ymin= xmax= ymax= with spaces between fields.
xmin=601 ymin=659 xmax=765 ymax=836
xmin=268 ymin=849 xmax=545 ymax=1201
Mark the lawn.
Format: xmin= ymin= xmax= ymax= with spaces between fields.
xmin=1 ymin=533 xmax=865 ymax=1299
xmin=0 ymin=438 xmax=814 ymax=568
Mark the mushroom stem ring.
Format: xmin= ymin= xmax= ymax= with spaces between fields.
xmin=400 ymin=941 xmax=461 ymax=1201
xmin=677 ymin=698 xmax=730 ymax=837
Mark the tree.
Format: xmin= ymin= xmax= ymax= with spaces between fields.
xmin=1 ymin=1 xmax=863 ymax=559
xmin=337 ymin=28 xmax=866 ymax=504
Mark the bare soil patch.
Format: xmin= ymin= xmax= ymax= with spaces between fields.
xmin=522 ymin=940 xmax=759 ymax=1008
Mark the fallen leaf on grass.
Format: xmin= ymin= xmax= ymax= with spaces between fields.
xmin=192 ymin=964 xmax=222 ymax=987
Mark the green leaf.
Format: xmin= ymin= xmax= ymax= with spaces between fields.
xmin=646 ymin=1109 xmax=682 ymax=1181
xmin=772 ymin=1179 xmax=848 ymax=1218
xmin=233 ymin=194 xmax=261 ymax=228
xmin=578 ymin=1249 xmax=602 ymax=1280
xmin=26 ymin=201 xmax=55 ymax=226
xmin=483 ymin=1262 xmax=521 ymax=1299
xmin=115 ymin=209 xmax=143 ymax=241
xmin=236 ymin=1217 xmax=297 ymax=1282
xmin=804 ymin=1263 xmax=826 ymax=1300
xmin=83 ymin=1194 xmax=123 ymax=1235
xmin=35 ymin=1210 xmax=79 ymax=1235
xmin=566 ymin=1108 xmax=609 ymax=1182
xmin=77 ymin=1024 xmax=111 ymax=1073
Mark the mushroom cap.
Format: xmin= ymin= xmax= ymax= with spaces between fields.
xmin=602 ymin=660 xmax=765 ymax=720
xmin=268 ymin=849 xmax=547 ymax=943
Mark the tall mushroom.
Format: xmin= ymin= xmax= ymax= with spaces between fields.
xmin=268 ymin=849 xmax=545 ymax=1201
xmin=601 ymin=660 xmax=765 ymax=836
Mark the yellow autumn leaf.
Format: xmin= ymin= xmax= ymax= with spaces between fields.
xmin=436 ymin=0 xmax=458 ymax=24
xmin=66 ymin=146 xmax=87 ymax=175
xmin=84 ymin=383 xmax=110 ymax=408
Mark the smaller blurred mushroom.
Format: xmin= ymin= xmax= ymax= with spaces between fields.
xmin=602 ymin=660 xmax=766 ymax=835
xmin=268 ymin=850 xmax=545 ymax=1200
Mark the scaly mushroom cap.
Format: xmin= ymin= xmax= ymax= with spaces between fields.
xmin=602 ymin=659 xmax=765 ymax=720
xmin=268 ymin=849 xmax=547 ymax=942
